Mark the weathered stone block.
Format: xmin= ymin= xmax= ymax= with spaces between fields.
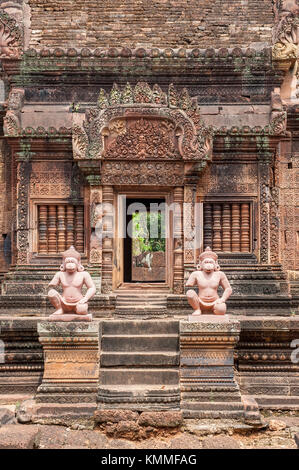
xmin=201 ymin=436 xmax=240 ymax=449
xmin=180 ymin=316 xmax=249 ymax=420
xmin=94 ymin=409 xmax=139 ymax=424
xmin=36 ymin=322 xmax=99 ymax=404
xmin=138 ymin=411 xmax=183 ymax=428
xmin=0 ymin=424 xmax=40 ymax=449
xmin=0 ymin=408 xmax=16 ymax=426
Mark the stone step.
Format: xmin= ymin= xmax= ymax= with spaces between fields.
xmin=181 ymin=392 xmax=241 ymax=402
xmin=101 ymin=351 xmax=179 ymax=367
xmin=254 ymin=396 xmax=299 ymax=408
xmin=182 ymin=410 xmax=245 ymax=419
xmin=99 ymin=368 xmax=179 ymax=385
xmin=102 ymin=320 xmax=179 ymax=336
xmin=97 ymin=384 xmax=180 ymax=410
xmin=102 ymin=334 xmax=179 ymax=352
xmin=98 ymin=384 xmax=180 ymax=396
xmin=116 ymin=296 xmax=167 ymax=303
xmin=181 ymin=401 xmax=244 ymax=411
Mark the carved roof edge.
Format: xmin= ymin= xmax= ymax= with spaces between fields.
xmin=21 ymin=46 xmax=272 ymax=61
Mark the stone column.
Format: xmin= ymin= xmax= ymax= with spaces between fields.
xmin=180 ymin=316 xmax=245 ymax=419
xmin=30 ymin=322 xmax=99 ymax=424
xmin=16 ymin=148 xmax=32 ymax=265
xmin=259 ymin=155 xmax=272 ymax=264
xmin=101 ymin=185 xmax=114 ymax=294
xmin=173 ymin=187 xmax=184 ymax=294
xmin=86 ymin=175 xmax=102 ymax=294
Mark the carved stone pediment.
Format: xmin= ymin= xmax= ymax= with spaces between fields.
xmin=72 ymin=82 xmax=213 ymax=169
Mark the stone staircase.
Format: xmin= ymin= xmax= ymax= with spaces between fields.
xmin=115 ymin=292 xmax=168 ymax=316
xmin=97 ymin=320 xmax=180 ymax=410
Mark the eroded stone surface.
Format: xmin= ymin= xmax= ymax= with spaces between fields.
xmin=0 ymin=408 xmax=16 ymax=426
xmin=0 ymin=424 xmax=40 ymax=449
xmin=94 ymin=409 xmax=139 ymax=424
xmin=138 ymin=411 xmax=183 ymax=428
xmin=201 ymin=436 xmax=240 ymax=449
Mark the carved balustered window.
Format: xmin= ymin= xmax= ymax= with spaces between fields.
xmin=203 ymin=202 xmax=251 ymax=253
xmin=37 ymin=204 xmax=84 ymax=254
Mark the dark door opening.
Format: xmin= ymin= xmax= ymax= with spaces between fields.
xmin=124 ymin=198 xmax=166 ymax=283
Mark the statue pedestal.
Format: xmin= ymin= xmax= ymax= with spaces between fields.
xmin=180 ymin=315 xmax=246 ymax=419
xmin=23 ymin=322 xmax=99 ymax=427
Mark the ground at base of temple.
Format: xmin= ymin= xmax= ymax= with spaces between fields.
xmin=0 ymin=405 xmax=298 ymax=449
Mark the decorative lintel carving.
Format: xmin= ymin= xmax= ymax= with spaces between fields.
xmin=72 ymin=82 xmax=214 ymax=166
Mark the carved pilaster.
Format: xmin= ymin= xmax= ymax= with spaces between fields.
xmin=86 ymin=175 xmax=102 ymax=267
xmin=101 ymin=185 xmax=114 ymax=294
xmin=183 ymin=185 xmax=196 ymax=266
xmin=16 ymin=156 xmax=31 ymax=265
xmin=173 ymin=187 xmax=184 ymax=294
xmin=259 ymin=158 xmax=271 ymax=264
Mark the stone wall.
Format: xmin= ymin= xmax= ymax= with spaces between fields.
xmin=28 ymin=0 xmax=274 ymax=49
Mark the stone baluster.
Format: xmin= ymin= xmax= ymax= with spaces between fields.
xmin=75 ymin=205 xmax=84 ymax=253
xmin=48 ymin=205 xmax=57 ymax=254
xmin=231 ymin=203 xmax=241 ymax=252
xmin=38 ymin=205 xmax=48 ymax=254
xmin=222 ymin=203 xmax=231 ymax=252
xmin=66 ymin=205 xmax=75 ymax=248
xmin=212 ymin=203 xmax=222 ymax=251
xmin=203 ymin=203 xmax=213 ymax=249
xmin=57 ymin=205 xmax=66 ymax=253
xmin=241 ymin=203 xmax=250 ymax=252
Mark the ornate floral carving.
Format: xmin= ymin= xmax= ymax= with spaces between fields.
xmin=17 ymin=160 xmax=30 ymax=264
xmin=0 ymin=8 xmax=22 ymax=58
xmin=101 ymin=161 xmax=184 ymax=186
xmin=72 ymin=124 xmax=88 ymax=160
xmin=269 ymin=89 xmax=287 ymax=135
xmin=104 ymin=118 xmax=178 ymax=160
xmin=259 ymin=159 xmax=272 ymax=264
xmin=272 ymin=1 xmax=299 ymax=61
xmin=30 ymin=162 xmax=77 ymax=198
xmin=3 ymin=88 xmax=24 ymax=136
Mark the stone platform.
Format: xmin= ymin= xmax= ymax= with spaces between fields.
xmin=180 ymin=315 xmax=247 ymax=420
xmin=0 ymin=316 xmax=298 ymax=421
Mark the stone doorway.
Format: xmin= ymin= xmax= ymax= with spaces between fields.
xmin=124 ymin=197 xmax=166 ymax=284
xmin=114 ymin=193 xmax=171 ymax=290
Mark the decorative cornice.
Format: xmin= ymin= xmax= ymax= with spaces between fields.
xmin=23 ymin=46 xmax=271 ymax=61
xmin=4 ymin=125 xmax=72 ymax=138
